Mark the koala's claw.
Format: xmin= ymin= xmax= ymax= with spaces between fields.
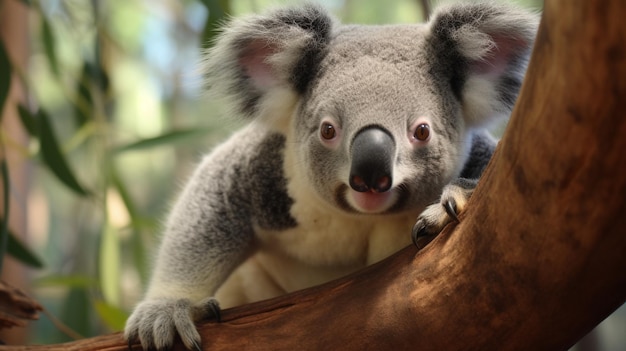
xmin=443 ymin=198 xmax=460 ymax=223
xmin=411 ymin=219 xmax=426 ymax=246
xmin=412 ymin=181 xmax=475 ymax=248
xmin=411 ymin=219 xmax=434 ymax=249
xmin=125 ymin=298 xmax=221 ymax=351
xmin=203 ymin=298 xmax=222 ymax=323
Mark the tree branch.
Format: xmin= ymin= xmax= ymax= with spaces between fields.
xmin=2 ymin=0 xmax=626 ymax=349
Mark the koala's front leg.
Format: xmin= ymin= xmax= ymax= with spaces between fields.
xmin=411 ymin=178 xmax=478 ymax=247
xmin=124 ymin=155 xmax=255 ymax=350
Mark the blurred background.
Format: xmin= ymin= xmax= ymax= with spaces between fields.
xmin=0 ymin=0 xmax=623 ymax=349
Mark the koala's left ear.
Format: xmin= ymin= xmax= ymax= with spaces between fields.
xmin=428 ymin=3 xmax=539 ymax=128
xmin=202 ymin=4 xmax=334 ymax=120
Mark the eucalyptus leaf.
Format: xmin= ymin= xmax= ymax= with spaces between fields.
xmin=17 ymin=104 xmax=38 ymax=136
xmin=0 ymin=41 xmax=10 ymax=122
xmin=94 ymin=299 xmax=128 ymax=331
xmin=99 ymin=224 xmax=120 ymax=306
xmin=110 ymin=170 xmax=138 ymax=219
xmin=38 ymin=109 xmax=89 ymax=196
xmin=60 ymin=288 xmax=90 ymax=339
xmin=41 ymin=15 xmax=60 ymax=77
xmin=8 ymin=230 xmax=44 ymax=268
xmin=73 ymin=62 xmax=95 ymax=127
xmin=110 ymin=170 xmax=149 ymax=285
xmin=35 ymin=274 xmax=96 ymax=288
xmin=114 ymin=128 xmax=211 ymax=154
xmin=0 ymin=217 xmax=44 ymax=269
xmin=0 ymin=161 xmax=9 ymax=270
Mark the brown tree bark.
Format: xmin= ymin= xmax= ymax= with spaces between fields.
xmin=0 ymin=0 xmax=33 ymax=344
xmin=0 ymin=281 xmax=42 ymax=329
xmin=2 ymin=0 xmax=626 ymax=349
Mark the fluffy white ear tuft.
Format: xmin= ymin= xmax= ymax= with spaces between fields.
xmin=429 ymin=3 xmax=539 ymax=128
xmin=202 ymin=4 xmax=334 ymax=121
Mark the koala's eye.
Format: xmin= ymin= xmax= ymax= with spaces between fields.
xmin=413 ymin=123 xmax=430 ymax=141
xmin=320 ymin=122 xmax=336 ymax=140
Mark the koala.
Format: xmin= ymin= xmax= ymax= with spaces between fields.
xmin=124 ymin=2 xmax=537 ymax=350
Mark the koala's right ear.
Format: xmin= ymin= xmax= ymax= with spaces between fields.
xmin=427 ymin=3 xmax=538 ymax=128
xmin=202 ymin=4 xmax=334 ymax=120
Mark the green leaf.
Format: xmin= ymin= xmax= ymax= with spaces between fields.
xmin=60 ymin=288 xmax=89 ymax=340
xmin=110 ymin=171 xmax=149 ymax=285
xmin=72 ymin=62 xmax=95 ymax=127
xmin=35 ymin=274 xmax=96 ymax=289
xmin=94 ymin=300 xmax=128 ymax=331
xmin=17 ymin=104 xmax=38 ymax=136
xmin=0 ymin=40 xmax=10 ymax=123
xmin=99 ymin=223 xmax=120 ymax=306
xmin=110 ymin=170 xmax=138 ymax=218
xmin=8 ymin=230 xmax=44 ymax=268
xmin=199 ymin=0 xmax=231 ymax=49
xmin=130 ymin=226 xmax=149 ymax=286
xmin=114 ymin=128 xmax=211 ymax=154
xmin=38 ymin=108 xmax=89 ymax=196
xmin=19 ymin=0 xmax=31 ymax=5
xmin=0 ymin=160 xmax=9 ymax=271
xmin=41 ymin=15 xmax=60 ymax=77
xmin=0 ymin=216 xmax=44 ymax=269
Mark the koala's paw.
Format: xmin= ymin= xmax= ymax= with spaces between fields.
xmin=124 ymin=297 xmax=221 ymax=351
xmin=412 ymin=180 xmax=476 ymax=248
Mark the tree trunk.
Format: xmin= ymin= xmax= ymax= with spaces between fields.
xmin=0 ymin=0 xmax=33 ymax=344
xmin=2 ymin=0 xmax=626 ymax=349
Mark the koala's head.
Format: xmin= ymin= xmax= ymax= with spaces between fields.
xmin=204 ymin=3 xmax=537 ymax=215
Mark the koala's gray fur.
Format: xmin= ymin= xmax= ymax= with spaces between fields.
xmin=125 ymin=2 xmax=538 ymax=349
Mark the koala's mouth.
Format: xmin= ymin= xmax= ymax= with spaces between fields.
xmin=335 ymin=184 xmax=402 ymax=214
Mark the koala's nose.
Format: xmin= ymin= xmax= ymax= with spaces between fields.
xmin=349 ymin=126 xmax=395 ymax=193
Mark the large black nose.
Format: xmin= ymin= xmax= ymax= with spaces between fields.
xmin=349 ymin=126 xmax=395 ymax=193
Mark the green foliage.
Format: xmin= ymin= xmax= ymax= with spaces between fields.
xmin=0 ymin=40 xmax=10 ymax=121
xmin=40 ymin=15 xmax=59 ymax=78
xmin=35 ymin=274 xmax=96 ymax=288
xmin=0 ymin=0 xmax=232 ymax=342
xmin=17 ymin=104 xmax=37 ymax=136
xmin=6 ymin=225 xmax=44 ymax=268
xmin=73 ymin=63 xmax=96 ymax=127
xmin=19 ymin=105 xmax=92 ymax=196
xmin=114 ymin=128 xmax=213 ymax=154
xmin=94 ymin=299 xmax=129 ymax=331
xmin=0 ymin=161 xmax=9 ymax=272
xmin=99 ymin=223 xmax=120 ymax=306
xmin=110 ymin=169 xmax=150 ymax=284
xmin=199 ymin=0 xmax=232 ymax=48
xmin=37 ymin=108 xmax=90 ymax=196
xmin=60 ymin=287 xmax=90 ymax=339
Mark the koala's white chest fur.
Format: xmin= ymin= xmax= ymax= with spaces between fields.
xmin=257 ymin=192 xmax=416 ymax=267
xmin=214 ymin=130 xmax=418 ymax=308
xmin=217 ymin=203 xmax=416 ymax=308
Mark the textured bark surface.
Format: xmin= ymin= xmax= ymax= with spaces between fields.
xmin=3 ymin=0 xmax=626 ymax=349
xmin=0 ymin=281 xmax=42 ymax=330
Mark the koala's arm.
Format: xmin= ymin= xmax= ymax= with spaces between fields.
xmin=124 ymin=131 xmax=262 ymax=350
xmin=124 ymin=128 xmax=295 ymax=350
xmin=412 ymin=131 xmax=497 ymax=243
